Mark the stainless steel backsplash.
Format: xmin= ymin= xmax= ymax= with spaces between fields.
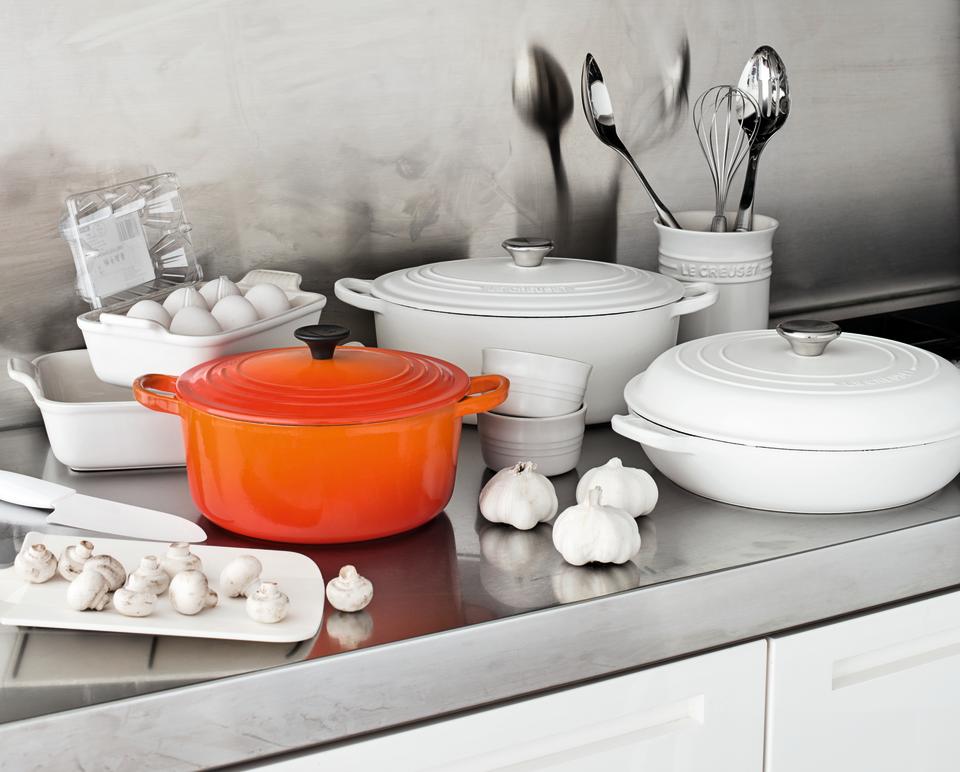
xmin=1 ymin=0 xmax=958 ymax=428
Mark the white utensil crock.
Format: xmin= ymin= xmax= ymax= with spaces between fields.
xmin=656 ymin=211 xmax=778 ymax=342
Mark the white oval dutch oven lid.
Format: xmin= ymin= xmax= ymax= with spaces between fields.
xmin=623 ymin=320 xmax=960 ymax=451
xmin=370 ymin=238 xmax=684 ymax=317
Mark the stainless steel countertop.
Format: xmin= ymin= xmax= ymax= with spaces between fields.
xmin=3 ymin=423 xmax=960 ymax=770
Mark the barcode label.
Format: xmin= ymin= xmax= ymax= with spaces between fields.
xmin=117 ymin=216 xmax=141 ymax=241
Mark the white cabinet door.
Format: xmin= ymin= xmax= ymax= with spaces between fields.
xmin=263 ymin=640 xmax=766 ymax=771
xmin=766 ymin=589 xmax=960 ymax=772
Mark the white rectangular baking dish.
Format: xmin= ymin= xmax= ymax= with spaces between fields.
xmin=7 ymin=349 xmax=185 ymax=471
xmin=78 ymin=269 xmax=327 ymax=387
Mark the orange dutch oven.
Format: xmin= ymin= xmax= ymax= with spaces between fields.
xmin=132 ymin=324 xmax=508 ymax=543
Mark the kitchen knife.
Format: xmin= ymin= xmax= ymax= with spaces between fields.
xmin=0 ymin=470 xmax=206 ymax=543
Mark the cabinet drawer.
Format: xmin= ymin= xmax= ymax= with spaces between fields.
xmin=262 ymin=640 xmax=766 ymax=771
xmin=766 ymin=589 xmax=960 ymax=772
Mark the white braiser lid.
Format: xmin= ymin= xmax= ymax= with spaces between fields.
xmin=623 ymin=320 xmax=960 ymax=451
xmin=369 ymin=238 xmax=684 ymax=318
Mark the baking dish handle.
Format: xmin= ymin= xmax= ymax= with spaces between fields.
xmin=611 ymin=414 xmax=697 ymax=455
xmin=133 ymin=374 xmax=182 ymax=416
xmin=7 ymin=358 xmax=43 ymax=403
xmin=669 ymin=282 xmax=719 ymax=318
xmin=455 ymin=375 xmax=510 ymax=417
xmin=334 ymin=278 xmax=387 ymax=314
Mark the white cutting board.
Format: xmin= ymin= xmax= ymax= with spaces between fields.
xmin=0 ymin=533 xmax=324 ymax=643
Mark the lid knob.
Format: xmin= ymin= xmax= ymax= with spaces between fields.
xmin=295 ymin=324 xmax=350 ymax=360
xmin=776 ymin=320 xmax=842 ymax=357
xmin=501 ymin=237 xmax=554 ymax=268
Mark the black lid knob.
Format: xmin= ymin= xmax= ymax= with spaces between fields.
xmin=295 ymin=324 xmax=350 ymax=360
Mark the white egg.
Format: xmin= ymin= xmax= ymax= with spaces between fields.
xmin=199 ymin=276 xmax=241 ymax=307
xmin=169 ymin=306 xmax=223 ymax=336
xmin=163 ymin=286 xmax=207 ymax=314
xmin=211 ymin=294 xmax=260 ymax=330
xmin=126 ymin=299 xmax=172 ymax=328
xmin=244 ymin=283 xmax=291 ymax=318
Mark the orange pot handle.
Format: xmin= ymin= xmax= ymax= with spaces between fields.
xmin=133 ymin=373 xmax=181 ymax=416
xmin=455 ymin=374 xmax=510 ymax=417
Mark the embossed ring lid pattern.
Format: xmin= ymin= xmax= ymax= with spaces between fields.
xmin=370 ymin=256 xmax=685 ymax=317
xmin=623 ymin=328 xmax=960 ymax=450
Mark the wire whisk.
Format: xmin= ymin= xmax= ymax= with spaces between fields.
xmin=693 ymin=85 xmax=760 ymax=232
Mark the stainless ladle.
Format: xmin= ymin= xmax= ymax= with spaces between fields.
xmin=581 ymin=53 xmax=681 ymax=229
xmin=734 ymin=45 xmax=790 ymax=231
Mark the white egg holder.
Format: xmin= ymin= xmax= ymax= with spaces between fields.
xmin=78 ymin=269 xmax=327 ymax=387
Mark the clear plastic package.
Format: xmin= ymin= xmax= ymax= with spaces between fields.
xmin=60 ymin=172 xmax=200 ymax=309
xmin=60 ymin=173 xmax=327 ymax=387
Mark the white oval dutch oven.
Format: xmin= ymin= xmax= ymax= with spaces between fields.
xmin=612 ymin=320 xmax=960 ymax=513
xmin=335 ymin=238 xmax=718 ymax=424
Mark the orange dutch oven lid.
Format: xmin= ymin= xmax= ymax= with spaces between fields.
xmin=175 ymin=324 xmax=474 ymax=425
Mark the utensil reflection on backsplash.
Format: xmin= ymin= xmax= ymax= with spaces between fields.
xmin=513 ymin=45 xmax=574 ymax=244
xmin=734 ymin=45 xmax=790 ymax=232
xmin=692 ymin=85 xmax=760 ymax=232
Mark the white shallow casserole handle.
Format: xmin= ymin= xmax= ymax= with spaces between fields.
xmin=6 ymin=358 xmax=43 ymax=403
xmin=669 ymin=281 xmax=719 ymax=318
xmin=611 ymin=414 xmax=698 ymax=455
xmin=335 ymin=278 xmax=388 ymax=314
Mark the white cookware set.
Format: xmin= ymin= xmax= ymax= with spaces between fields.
xmin=10 ymin=171 xmax=960 ymax=515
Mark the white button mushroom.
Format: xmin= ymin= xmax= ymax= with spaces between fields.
xmin=219 ymin=555 xmax=262 ymax=598
xmin=66 ymin=564 xmax=111 ymax=611
xmin=57 ymin=539 xmax=95 ymax=581
xmin=245 ymin=581 xmax=290 ymax=624
xmin=14 ymin=543 xmax=58 ymax=583
xmin=86 ymin=554 xmax=126 ymax=591
xmin=128 ymin=555 xmax=170 ymax=595
xmin=168 ymin=570 xmax=218 ymax=615
xmin=112 ymin=586 xmax=157 ymax=617
xmin=325 ymin=565 xmax=373 ymax=613
xmin=161 ymin=542 xmax=202 ymax=578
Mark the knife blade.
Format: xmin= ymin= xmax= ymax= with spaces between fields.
xmin=0 ymin=470 xmax=206 ymax=543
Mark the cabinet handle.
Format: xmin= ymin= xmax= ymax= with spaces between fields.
xmin=832 ymin=627 xmax=960 ymax=690
xmin=444 ymin=695 xmax=704 ymax=770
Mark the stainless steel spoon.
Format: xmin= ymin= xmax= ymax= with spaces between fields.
xmin=733 ymin=46 xmax=790 ymax=231
xmin=581 ymin=53 xmax=681 ymax=229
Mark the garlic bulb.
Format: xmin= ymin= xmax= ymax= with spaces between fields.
xmin=169 ymin=570 xmax=218 ymax=615
xmin=325 ymin=565 xmax=373 ymax=612
xmin=161 ymin=542 xmax=202 ymax=578
xmin=66 ymin=564 xmax=110 ymax=611
xmin=14 ymin=543 xmax=58 ymax=583
xmin=113 ymin=586 xmax=157 ymax=617
xmin=245 ymin=581 xmax=290 ymax=623
xmin=86 ymin=554 xmax=126 ymax=591
xmin=479 ymin=462 xmax=558 ymax=530
xmin=552 ymin=486 xmax=641 ymax=566
xmin=575 ymin=458 xmax=658 ymax=517
xmin=57 ymin=540 xmax=94 ymax=581
xmin=128 ymin=556 xmax=170 ymax=595
xmin=219 ymin=555 xmax=262 ymax=598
